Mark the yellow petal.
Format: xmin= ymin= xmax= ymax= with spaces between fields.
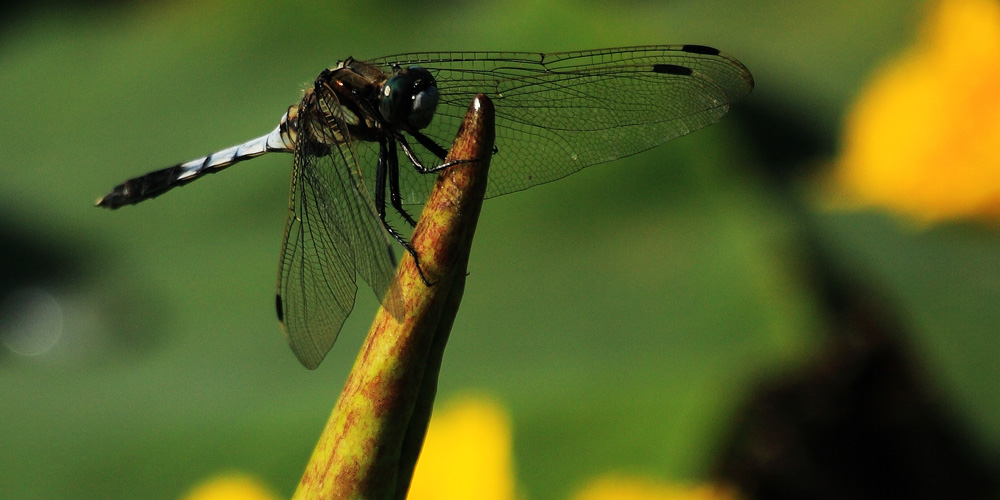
xmin=407 ymin=396 xmax=516 ymax=500
xmin=180 ymin=472 xmax=280 ymax=500
xmin=570 ymin=475 xmax=738 ymax=500
xmin=834 ymin=0 xmax=1000 ymax=222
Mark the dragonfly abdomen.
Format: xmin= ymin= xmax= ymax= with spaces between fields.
xmin=96 ymin=108 xmax=299 ymax=209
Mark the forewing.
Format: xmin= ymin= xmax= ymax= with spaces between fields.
xmin=368 ymin=45 xmax=754 ymax=203
xmin=276 ymin=91 xmax=399 ymax=369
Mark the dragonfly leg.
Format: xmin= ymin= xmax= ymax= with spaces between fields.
xmin=376 ymin=138 xmax=434 ymax=287
xmin=398 ymin=133 xmax=479 ymax=174
xmin=411 ymin=129 xmax=449 ymax=161
xmin=373 ymin=139 xmax=399 ymax=267
xmin=386 ymin=142 xmax=417 ymax=227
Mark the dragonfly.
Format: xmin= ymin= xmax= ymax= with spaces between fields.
xmin=97 ymin=45 xmax=754 ymax=369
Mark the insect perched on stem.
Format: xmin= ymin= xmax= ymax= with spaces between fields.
xmin=97 ymin=45 xmax=754 ymax=368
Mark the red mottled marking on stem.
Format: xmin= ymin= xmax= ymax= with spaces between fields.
xmin=293 ymin=95 xmax=495 ymax=500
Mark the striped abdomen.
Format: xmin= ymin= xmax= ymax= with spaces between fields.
xmin=96 ymin=105 xmax=300 ymax=209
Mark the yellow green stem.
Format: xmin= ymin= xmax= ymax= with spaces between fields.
xmin=292 ymin=95 xmax=495 ymax=500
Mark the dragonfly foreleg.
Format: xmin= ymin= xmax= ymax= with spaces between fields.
xmin=397 ymin=133 xmax=477 ymax=174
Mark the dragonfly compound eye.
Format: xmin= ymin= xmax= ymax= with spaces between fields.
xmin=380 ymin=66 xmax=439 ymax=130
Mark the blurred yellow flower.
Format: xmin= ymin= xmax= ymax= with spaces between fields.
xmin=406 ymin=396 xmax=735 ymax=500
xmin=180 ymin=472 xmax=280 ymax=500
xmin=833 ymin=0 xmax=1000 ymax=222
xmin=407 ymin=395 xmax=516 ymax=500
xmin=570 ymin=475 xmax=738 ymax=500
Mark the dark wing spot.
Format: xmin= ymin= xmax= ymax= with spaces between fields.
xmin=653 ymin=64 xmax=693 ymax=76
xmin=275 ymin=294 xmax=284 ymax=322
xmin=681 ymin=45 xmax=721 ymax=55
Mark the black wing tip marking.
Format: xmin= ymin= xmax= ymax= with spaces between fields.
xmin=274 ymin=294 xmax=323 ymax=369
xmin=652 ymin=64 xmax=694 ymax=76
xmin=679 ymin=45 xmax=755 ymax=95
xmin=275 ymin=294 xmax=285 ymax=322
xmin=681 ymin=44 xmax=721 ymax=56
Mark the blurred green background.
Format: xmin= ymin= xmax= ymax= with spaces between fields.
xmin=2 ymin=0 xmax=998 ymax=498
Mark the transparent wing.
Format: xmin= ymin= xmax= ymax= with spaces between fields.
xmin=276 ymin=45 xmax=753 ymax=367
xmin=366 ymin=45 xmax=754 ymax=203
xmin=276 ymin=90 xmax=399 ymax=369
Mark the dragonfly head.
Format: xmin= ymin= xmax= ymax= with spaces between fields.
xmin=379 ymin=66 xmax=439 ymax=131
